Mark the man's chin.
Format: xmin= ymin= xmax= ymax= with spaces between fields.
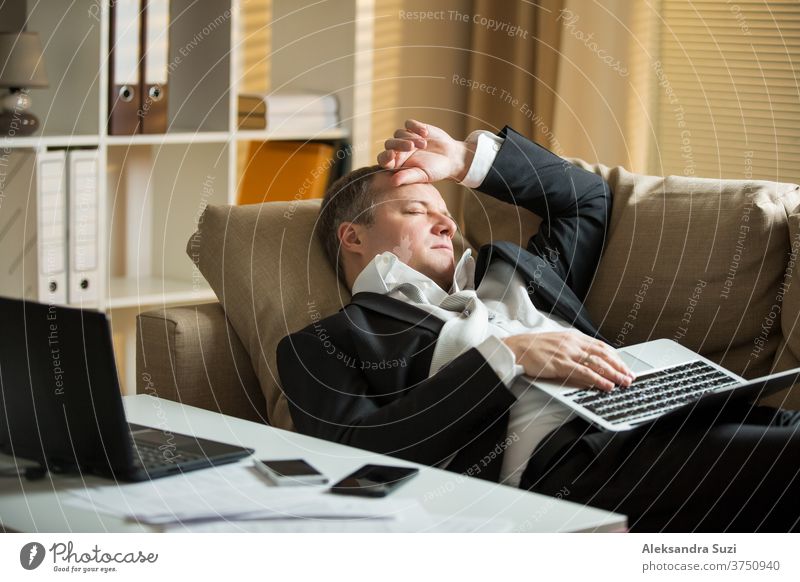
xmin=428 ymin=265 xmax=456 ymax=290
xmin=413 ymin=253 xmax=455 ymax=287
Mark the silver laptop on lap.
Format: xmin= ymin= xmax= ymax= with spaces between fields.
xmin=530 ymin=339 xmax=800 ymax=431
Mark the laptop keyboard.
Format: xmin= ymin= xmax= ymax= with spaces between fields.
xmin=568 ymin=360 xmax=739 ymax=426
xmin=131 ymin=438 xmax=205 ymax=470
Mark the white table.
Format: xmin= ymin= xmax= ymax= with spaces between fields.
xmin=0 ymin=395 xmax=626 ymax=532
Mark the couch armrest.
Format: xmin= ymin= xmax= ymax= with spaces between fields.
xmin=136 ymin=302 xmax=267 ymax=424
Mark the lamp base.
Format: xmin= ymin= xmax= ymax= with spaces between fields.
xmin=0 ymin=109 xmax=40 ymax=137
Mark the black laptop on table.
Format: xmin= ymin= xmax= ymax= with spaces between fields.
xmin=0 ymin=296 xmax=254 ymax=481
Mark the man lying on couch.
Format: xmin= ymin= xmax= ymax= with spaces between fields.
xmin=277 ymin=120 xmax=800 ymax=532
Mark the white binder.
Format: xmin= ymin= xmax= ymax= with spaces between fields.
xmin=35 ymin=150 xmax=68 ymax=305
xmin=140 ymin=0 xmax=170 ymax=133
xmin=0 ymin=151 xmax=36 ymax=301
xmin=108 ymin=0 xmax=142 ymax=134
xmin=67 ymin=149 xmax=101 ymax=305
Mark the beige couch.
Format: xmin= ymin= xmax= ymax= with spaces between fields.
xmin=136 ymin=160 xmax=800 ymax=431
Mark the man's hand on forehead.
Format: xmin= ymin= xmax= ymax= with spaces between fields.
xmin=377 ymin=119 xmax=476 ymax=186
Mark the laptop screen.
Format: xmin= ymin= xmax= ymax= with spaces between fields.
xmin=0 ymin=296 xmax=133 ymax=475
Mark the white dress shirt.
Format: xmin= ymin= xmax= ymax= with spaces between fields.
xmin=350 ymin=131 xmax=577 ymax=488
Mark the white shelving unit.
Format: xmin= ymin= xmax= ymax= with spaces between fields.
xmin=2 ymin=0 xmax=375 ymax=392
xmin=106 ymin=276 xmax=215 ymax=309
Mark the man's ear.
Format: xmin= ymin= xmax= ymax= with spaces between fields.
xmin=337 ymin=221 xmax=364 ymax=257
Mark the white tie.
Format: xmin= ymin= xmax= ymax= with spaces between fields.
xmin=392 ymin=284 xmax=491 ymax=375
xmin=394 ymin=283 xmax=476 ymax=314
xmin=430 ymin=291 xmax=490 ymax=376
xmin=439 ymin=292 xmax=477 ymax=315
xmin=393 ymin=283 xmax=428 ymax=304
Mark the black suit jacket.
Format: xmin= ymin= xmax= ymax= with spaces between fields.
xmin=277 ymin=127 xmax=613 ymax=481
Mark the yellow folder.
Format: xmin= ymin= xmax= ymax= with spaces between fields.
xmin=238 ymin=141 xmax=335 ymax=205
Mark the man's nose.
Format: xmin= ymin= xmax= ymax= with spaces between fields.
xmin=432 ymin=214 xmax=456 ymax=237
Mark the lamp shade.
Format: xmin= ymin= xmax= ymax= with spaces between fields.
xmin=0 ymin=32 xmax=48 ymax=88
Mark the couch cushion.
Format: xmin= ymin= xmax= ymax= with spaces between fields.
xmin=770 ymin=211 xmax=800 ymax=411
xmin=461 ymin=188 xmax=541 ymax=254
xmin=464 ymin=161 xmax=800 ymax=379
xmin=189 ymin=201 xmax=342 ymax=430
xmin=136 ymin=303 xmax=265 ymax=423
xmin=191 ymin=200 xmax=472 ymax=430
xmin=763 ymin=247 xmax=800 ymax=407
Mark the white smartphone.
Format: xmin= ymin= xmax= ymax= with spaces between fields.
xmin=253 ymin=459 xmax=328 ymax=486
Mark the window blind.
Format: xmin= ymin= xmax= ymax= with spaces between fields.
xmin=651 ymin=0 xmax=800 ymax=184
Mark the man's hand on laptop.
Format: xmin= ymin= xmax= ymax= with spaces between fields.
xmin=377 ymin=119 xmax=476 ymax=186
xmin=502 ymin=332 xmax=636 ymax=392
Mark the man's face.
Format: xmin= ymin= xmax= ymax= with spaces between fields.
xmin=355 ymin=172 xmax=457 ymax=289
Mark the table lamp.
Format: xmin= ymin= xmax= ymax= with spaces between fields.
xmin=0 ymin=32 xmax=49 ymax=136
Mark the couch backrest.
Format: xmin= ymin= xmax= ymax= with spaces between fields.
xmin=462 ymin=161 xmax=800 ymax=379
xmin=192 ymin=162 xmax=800 ymax=430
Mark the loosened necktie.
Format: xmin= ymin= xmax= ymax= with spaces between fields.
xmin=394 ymin=283 xmax=477 ymax=316
xmin=392 ymin=284 xmax=489 ymax=376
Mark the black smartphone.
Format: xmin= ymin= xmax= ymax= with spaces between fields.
xmin=329 ymin=464 xmax=419 ymax=497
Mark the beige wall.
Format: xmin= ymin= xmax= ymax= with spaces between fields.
xmin=372 ymin=0 xmax=648 ymax=173
xmin=372 ymin=0 xmax=474 ymax=215
xmin=241 ymin=1 xmax=641 ymax=187
xmin=237 ymin=0 xmax=271 ymax=186
xmin=239 ymin=0 xmax=271 ymax=94
xmin=0 ymin=2 xmax=25 ymax=31
xmin=551 ymin=0 xmax=637 ymax=168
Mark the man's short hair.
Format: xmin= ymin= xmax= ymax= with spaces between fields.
xmin=318 ymin=164 xmax=385 ymax=281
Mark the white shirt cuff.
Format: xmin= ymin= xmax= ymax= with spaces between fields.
xmin=459 ymin=130 xmax=504 ymax=189
xmin=475 ymin=335 xmax=524 ymax=390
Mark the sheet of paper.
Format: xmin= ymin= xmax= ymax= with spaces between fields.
xmin=63 ymin=464 xmax=418 ymax=525
xmin=163 ymin=515 xmax=514 ymax=533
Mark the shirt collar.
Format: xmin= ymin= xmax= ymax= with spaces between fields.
xmin=352 ymin=249 xmax=475 ymax=303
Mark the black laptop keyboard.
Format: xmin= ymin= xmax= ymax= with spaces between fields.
xmin=130 ymin=439 xmax=205 ymax=470
xmin=568 ymin=361 xmax=739 ymax=426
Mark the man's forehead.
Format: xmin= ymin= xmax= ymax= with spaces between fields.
xmin=372 ymin=173 xmax=450 ymax=211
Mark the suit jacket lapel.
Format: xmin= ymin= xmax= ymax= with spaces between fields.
xmin=349 ymin=292 xmax=445 ymax=336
